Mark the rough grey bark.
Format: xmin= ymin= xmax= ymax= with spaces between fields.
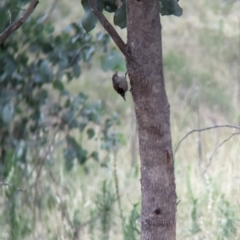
xmin=88 ymin=0 xmax=177 ymax=238
xmin=126 ymin=1 xmax=176 ymax=239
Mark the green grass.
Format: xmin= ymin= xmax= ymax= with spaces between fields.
xmin=1 ymin=0 xmax=240 ymax=239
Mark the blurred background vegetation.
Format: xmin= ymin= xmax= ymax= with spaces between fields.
xmin=0 ymin=0 xmax=239 ymax=239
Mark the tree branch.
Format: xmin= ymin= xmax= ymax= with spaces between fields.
xmin=202 ymin=132 xmax=240 ymax=176
xmin=0 ymin=181 xmax=25 ymax=192
xmin=174 ymin=124 xmax=240 ymax=155
xmin=38 ymin=0 xmax=58 ymax=23
xmin=0 ymin=0 xmax=39 ymax=45
xmin=88 ymin=0 xmax=128 ymax=57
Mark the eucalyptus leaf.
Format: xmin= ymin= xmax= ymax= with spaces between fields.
xmin=53 ymin=81 xmax=64 ymax=91
xmin=160 ymin=0 xmax=183 ymax=17
xmin=87 ymin=128 xmax=95 ymax=139
xmin=113 ymin=2 xmax=127 ymax=29
xmin=103 ymin=0 xmax=117 ymax=13
xmin=85 ymin=46 xmax=95 ymax=61
xmin=63 ymin=148 xmax=75 ymax=171
xmin=39 ymin=60 xmax=53 ymax=81
xmin=90 ymin=151 xmax=99 ymax=161
xmin=81 ymin=0 xmax=99 ymax=33
xmin=1 ymin=102 xmax=15 ymax=123
xmin=81 ymin=11 xmax=98 ymax=33
xmin=72 ymin=63 xmax=81 ymax=77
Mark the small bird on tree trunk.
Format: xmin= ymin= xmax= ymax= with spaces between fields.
xmin=112 ymin=71 xmax=128 ymax=101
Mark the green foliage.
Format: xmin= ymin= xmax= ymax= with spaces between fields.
xmin=0 ymin=0 xmax=31 ymax=32
xmin=81 ymin=0 xmax=101 ymax=33
xmin=186 ymin=167 xmax=201 ymax=234
xmin=80 ymin=0 xmax=182 ymax=32
xmin=101 ymin=113 xmax=124 ymax=151
xmin=0 ymin=3 xmax=184 ymax=167
xmin=0 ymin=13 xmax=113 ymax=175
xmin=95 ymin=181 xmax=115 ymax=240
xmin=0 ymin=1 xmax=125 ymax=238
xmin=113 ymin=0 xmax=126 ymax=29
xmin=160 ymin=0 xmax=183 ymax=17
xmin=103 ymin=0 xmax=118 ymax=13
xmin=123 ymin=203 xmax=140 ymax=240
xmin=217 ymin=194 xmax=238 ymax=239
xmin=2 ymin=1 xmax=238 ymax=240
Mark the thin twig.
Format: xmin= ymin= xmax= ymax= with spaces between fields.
xmin=0 ymin=181 xmax=25 ymax=192
xmin=35 ymin=129 xmax=59 ymax=182
xmin=0 ymin=0 xmax=39 ymax=44
xmin=59 ymin=200 xmax=100 ymax=239
xmin=196 ymin=85 xmax=202 ymax=172
xmin=48 ymin=170 xmax=70 ymax=194
xmin=88 ymin=0 xmax=128 ymax=57
xmin=202 ymin=132 xmax=240 ymax=176
xmin=7 ymin=8 xmax=27 ymax=25
xmin=176 ymin=200 xmax=181 ymax=206
xmin=32 ymin=129 xmax=59 ymax=226
xmin=38 ymin=0 xmax=58 ymax=23
xmin=196 ymin=86 xmax=202 ymax=169
xmin=8 ymin=10 xmax=12 ymax=24
xmin=174 ymin=124 xmax=240 ymax=155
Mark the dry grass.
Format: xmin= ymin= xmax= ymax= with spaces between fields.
xmin=2 ymin=0 xmax=240 ymax=239
xmin=47 ymin=0 xmax=240 ymax=239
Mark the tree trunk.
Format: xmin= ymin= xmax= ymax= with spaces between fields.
xmin=126 ymin=0 xmax=176 ymax=239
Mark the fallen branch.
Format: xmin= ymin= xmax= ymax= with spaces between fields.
xmin=174 ymin=124 xmax=240 ymax=155
xmin=202 ymin=132 xmax=240 ymax=175
xmin=0 ymin=0 xmax=39 ymax=45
